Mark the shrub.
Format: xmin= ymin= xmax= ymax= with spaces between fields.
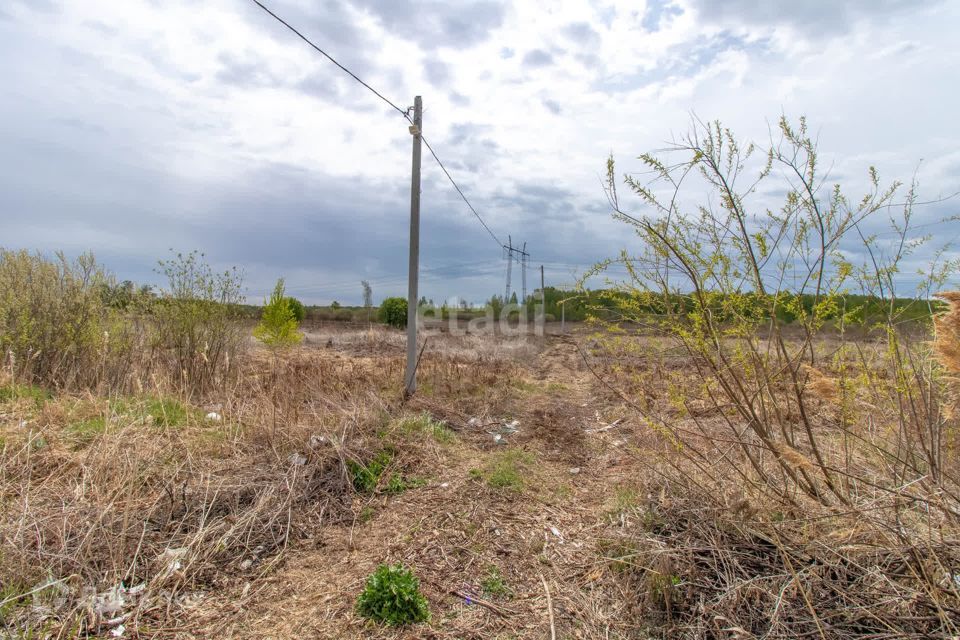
xmin=149 ymin=251 xmax=245 ymax=395
xmin=0 ymin=250 xmax=134 ymax=390
xmin=254 ymin=279 xmax=302 ymax=348
xmin=284 ymin=297 xmax=306 ymax=323
xmin=378 ymin=297 xmax=407 ymax=329
xmin=355 ymin=563 xmax=430 ymax=625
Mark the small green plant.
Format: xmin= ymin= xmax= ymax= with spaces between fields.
xmin=0 ymin=384 xmax=51 ymax=407
xmin=348 ymin=450 xmax=393 ymax=492
xmin=356 ymin=563 xmax=430 ymax=625
xmin=394 ymin=413 xmax=456 ymax=444
xmin=386 ymin=474 xmax=427 ymax=493
xmin=348 ymin=449 xmax=422 ymax=494
xmin=146 ymin=397 xmax=189 ymax=427
xmin=66 ymin=416 xmax=107 ymax=447
xmin=254 ymin=279 xmax=302 ymax=348
xmin=612 ymin=486 xmax=640 ymax=514
xmin=480 ymin=566 xmax=511 ymax=598
xmin=599 ymin=539 xmax=641 ymax=574
xmin=473 ymin=449 xmax=533 ymax=490
xmin=378 ymin=297 xmax=408 ymax=329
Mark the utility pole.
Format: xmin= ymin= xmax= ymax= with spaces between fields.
xmin=404 ymin=96 xmax=422 ymax=397
xmin=540 ymin=264 xmax=545 ymax=325
xmin=503 ymin=236 xmax=530 ymax=304
xmin=521 ymin=242 xmax=528 ymax=303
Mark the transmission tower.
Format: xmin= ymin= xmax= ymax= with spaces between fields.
xmin=503 ymin=236 xmax=530 ymax=303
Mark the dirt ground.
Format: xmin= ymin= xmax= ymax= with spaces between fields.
xmin=183 ymin=325 xmax=659 ymax=639
xmin=9 ymin=321 xmax=947 ymax=639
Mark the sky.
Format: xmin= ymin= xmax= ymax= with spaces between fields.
xmin=1 ymin=0 xmax=958 ymax=305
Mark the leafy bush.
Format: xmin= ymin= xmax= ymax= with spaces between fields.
xmin=150 ymin=251 xmax=245 ymax=395
xmin=0 ymin=250 xmax=135 ymax=390
xmin=378 ymin=297 xmax=407 ymax=329
xmin=254 ymin=279 xmax=302 ymax=348
xmin=355 ymin=563 xmax=430 ymax=625
xmin=284 ymin=296 xmax=306 ymax=323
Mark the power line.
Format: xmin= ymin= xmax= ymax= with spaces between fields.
xmin=250 ymin=0 xmax=509 ymax=261
xmin=249 ymin=0 xmax=408 ymax=118
xmin=420 ymin=135 xmax=503 ymax=249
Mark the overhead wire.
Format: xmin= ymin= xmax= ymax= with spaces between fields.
xmin=249 ymin=0 xmax=507 ymax=257
xmin=249 ymin=0 xmax=408 ymax=117
xmin=420 ymin=135 xmax=503 ymax=249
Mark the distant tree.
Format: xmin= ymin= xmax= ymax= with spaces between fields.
xmin=285 ymin=296 xmax=306 ymax=323
xmin=362 ymin=280 xmax=373 ymax=307
xmin=254 ymin=279 xmax=302 ymax=348
xmin=378 ymin=297 xmax=407 ymax=329
xmin=331 ymin=300 xmax=341 ymax=310
xmin=418 ymin=295 xmax=428 ymax=307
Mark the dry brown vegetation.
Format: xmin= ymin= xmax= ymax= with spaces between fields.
xmin=1 ymin=314 xmax=957 ymax=639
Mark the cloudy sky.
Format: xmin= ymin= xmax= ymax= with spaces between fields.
xmin=2 ymin=0 xmax=958 ymax=304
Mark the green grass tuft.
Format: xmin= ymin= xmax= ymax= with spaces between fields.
xmin=66 ymin=416 xmax=107 ymax=448
xmin=473 ymin=449 xmax=533 ymax=491
xmin=0 ymin=384 xmax=51 ymax=407
xmin=393 ymin=413 xmax=457 ymax=444
xmin=480 ymin=566 xmax=511 ymax=598
xmin=356 ymin=563 xmax=430 ymax=625
xmin=145 ymin=397 xmax=189 ymax=427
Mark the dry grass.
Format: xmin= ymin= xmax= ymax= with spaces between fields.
xmin=3 ymin=323 xmax=959 ymax=638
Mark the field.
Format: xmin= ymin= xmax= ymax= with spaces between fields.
xmin=3 ymin=315 xmax=959 ymax=639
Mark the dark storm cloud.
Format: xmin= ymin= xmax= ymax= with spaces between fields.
xmin=349 ymin=0 xmax=506 ymax=50
xmin=688 ymin=0 xmax=942 ymax=36
xmin=522 ymin=49 xmax=554 ymax=69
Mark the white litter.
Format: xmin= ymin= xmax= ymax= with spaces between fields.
xmin=288 ymin=452 xmax=307 ymax=466
xmin=309 ymin=434 xmax=327 ymax=449
xmin=158 ymin=547 xmax=188 ymax=580
xmin=205 ymin=412 xmax=222 ymax=421
xmin=110 ymin=624 xmax=125 ymax=637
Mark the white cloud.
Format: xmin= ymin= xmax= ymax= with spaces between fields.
xmin=1 ymin=0 xmax=958 ymax=303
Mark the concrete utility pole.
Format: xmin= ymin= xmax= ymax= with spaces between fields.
xmin=521 ymin=242 xmax=528 ymax=302
xmin=404 ymin=96 xmax=422 ymax=397
xmin=540 ymin=264 xmax=545 ymax=325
